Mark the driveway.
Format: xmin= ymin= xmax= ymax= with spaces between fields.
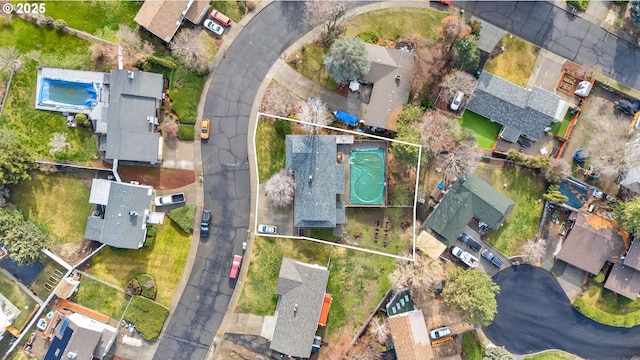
xmin=152 ymin=3 xmax=309 ymax=360
xmin=457 ymin=1 xmax=640 ymax=90
xmin=484 ymin=265 xmax=640 ymax=359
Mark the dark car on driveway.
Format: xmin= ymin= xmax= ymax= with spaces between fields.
xmin=481 ymin=249 xmax=503 ymax=268
xmin=458 ymin=232 xmax=481 ymax=252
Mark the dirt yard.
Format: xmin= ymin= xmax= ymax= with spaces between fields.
xmin=118 ymin=166 xmax=195 ymax=190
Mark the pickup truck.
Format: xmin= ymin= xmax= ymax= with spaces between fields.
xmin=457 ymin=232 xmax=481 ymax=252
xmin=451 ymin=246 xmax=479 ymax=268
xmin=154 ymin=193 xmax=185 ymax=207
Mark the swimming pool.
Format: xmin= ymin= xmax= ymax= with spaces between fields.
xmin=37 ymin=78 xmax=98 ymax=109
xmin=350 ymin=148 xmax=385 ymax=205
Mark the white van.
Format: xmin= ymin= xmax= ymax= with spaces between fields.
xmin=450 ymin=91 xmax=464 ymax=111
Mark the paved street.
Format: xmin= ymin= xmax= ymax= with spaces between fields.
xmin=485 ymin=265 xmax=640 ymax=359
xmin=152 ymin=3 xmax=308 ymax=359
xmin=458 ymin=1 xmax=640 ymax=90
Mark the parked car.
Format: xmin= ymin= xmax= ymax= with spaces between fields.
xmin=203 ymin=19 xmax=224 ymax=36
xmin=481 ymin=249 xmax=503 ymax=268
xmin=429 ymin=326 xmax=451 ymax=340
xmin=450 ymin=91 xmax=464 ymax=111
xmin=154 ymin=193 xmax=185 ymax=206
xmin=457 ymin=232 xmax=481 ymax=252
xmin=210 ymin=9 xmax=232 ymax=26
xmin=229 ymin=255 xmax=243 ymax=279
xmin=311 ymin=336 xmax=322 ymax=353
xmin=258 ymin=224 xmax=277 ymax=234
xmin=432 ymin=0 xmax=451 ymax=4
xmin=200 ymin=119 xmax=210 ymax=139
xmin=451 ymin=246 xmax=479 ymax=268
xmin=200 ymin=210 xmax=212 ymax=237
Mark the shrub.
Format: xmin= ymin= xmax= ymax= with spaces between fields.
xmin=136 ymin=274 xmax=157 ymax=300
xmin=357 ymin=30 xmax=379 ymax=44
xmin=147 ymin=56 xmax=177 ymax=70
xmin=573 ymin=297 xmax=640 ymax=327
xmin=274 ymin=119 xmax=292 ymax=137
xmin=469 ymin=20 xmax=482 ymax=37
xmin=247 ymin=1 xmax=256 ymax=11
xmin=421 ymin=97 xmax=435 ymax=109
xmin=177 ymin=124 xmax=195 ymax=141
xmin=124 ymin=296 xmax=169 ymax=341
xmin=567 ymin=0 xmax=590 ymax=11
xmin=169 ymin=204 xmax=196 ymax=233
xmin=75 ymin=113 xmax=90 ymax=127
xmin=144 ymin=226 xmax=156 ymax=248
xmin=594 ymin=271 xmax=605 ymax=283
xmin=614 ymin=0 xmax=629 ymax=4
xmin=632 ymin=0 xmax=640 ymax=27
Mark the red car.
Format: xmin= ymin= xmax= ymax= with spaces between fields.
xmin=229 ymin=255 xmax=243 ymax=279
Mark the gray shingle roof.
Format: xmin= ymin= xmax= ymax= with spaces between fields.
xmin=624 ymin=238 xmax=640 ymax=271
xmin=270 ymin=259 xmax=329 ymax=358
xmin=286 ymin=136 xmax=345 ymax=228
xmin=105 ymin=70 xmax=163 ymax=163
xmin=85 ymin=179 xmax=153 ymax=249
xmin=604 ymin=263 xmax=640 ymax=300
xmin=466 ymin=71 xmax=569 ymax=142
xmin=423 ymin=172 xmax=515 ymax=247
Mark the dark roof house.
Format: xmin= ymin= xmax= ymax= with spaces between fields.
xmin=134 ymin=0 xmax=210 ymax=42
xmin=85 ymin=179 xmax=154 ymax=249
xmin=362 ymin=43 xmax=415 ymax=129
xmin=43 ymin=312 xmax=117 ymax=360
xmin=557 ymin=212 xmax=626 ymax=275
xmin=466 ymin=71 xmax=570 ymax=142
xmin=605 ymin=237 xmax=640 ymax=299
xmin=270 ymin=258 xmax=330 ymax=358
xmin=423 ymin=172 xmax=515 ymax=247
xmin=286 ymin=136 xmax=345 ymax=228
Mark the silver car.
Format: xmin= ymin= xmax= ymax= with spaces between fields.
xmin=429 ymin=326 xmax=451 ymax=339
xmin=203 ymin=19 xmax=224 ymax=36
xmin=258 ymin=224 xmax=277 ymax=234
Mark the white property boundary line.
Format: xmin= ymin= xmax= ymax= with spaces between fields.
xmin=253 ymin=112 xmax=422 ymax=262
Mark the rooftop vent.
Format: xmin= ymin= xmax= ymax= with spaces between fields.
xmin=129 ymin=211 xmax=139 ymax=216
xmin=127 ymin=71 xmax=134 ymax=79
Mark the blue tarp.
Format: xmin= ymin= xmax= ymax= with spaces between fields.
xmin=333 ymin=110 xmax=358 ymax=127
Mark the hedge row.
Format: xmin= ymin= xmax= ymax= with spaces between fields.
xmin=124 ymin=296 xmax=169 ymax=341
xmin=573 ymin=297 xmax=640 ymax=327
xmin=177 ymin=124 xmax=195 ymax=141
xmin=567 ymin=0 xmax=590 ymax=11
xmin=169 ymin=204 xmax=196 ymax=233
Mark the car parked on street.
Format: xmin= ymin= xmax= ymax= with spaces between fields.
xmin=429 ymin=326 xmax=451 ymax=340
xmin=229 ymin=255 xmax=243 ymax=279
xmin=457 ymin=232 xmax=481 ymax=252
xmin=200 ymin=210 xmax=211 ymax=237
xmin=200 ymin=119 xmax=210 ymax=139
xmin=258 ymin=224 xmax=277 ymax=234
xmin=481 ymin=249 xmax=503 ymax=268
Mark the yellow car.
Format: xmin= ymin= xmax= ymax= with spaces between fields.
xmin=201 ymin=119 xmax=210 ymax=140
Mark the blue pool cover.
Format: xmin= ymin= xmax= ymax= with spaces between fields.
xmin=38 ymin=78 xmax=98 ymax=109
xmin=558 ymin=180 xmax=588 ymax=210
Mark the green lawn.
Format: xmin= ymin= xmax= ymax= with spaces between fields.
xmin=169 ymin=66 xmax=206 ymax=125
xmin=459 ymin=111 xmax=502 ymax=149
xmin=288 ymin=44 xmax=337 ymax=90
xmin=255 ymin=119 xmax=287 ymax=183
xmin=238 ymin=237 xmax=331 ymax=315
xmin=43 ymin=1 xmax=141 ymax=35
xmin=345 ymin=8 xmax=448 ymax=41
xmin=211 ymin=1 xmax=245 ymax=23
xmin=462 ymin=332 xmax=485 ymax=360
xmin=72 ymin=276 xmax=130 ymax=320
xmin=11 ymin=173 xmax=91 ymax=244
xmin=573 ymin=281 xmax=640 ymax=327
xmin=524 ymin=351 xmax=579 ymax=360
xmin=90 ymin=221 xmax=190 ymax=306
xmin=31 ymin=258 xmax=66 ymax=301
xmin=485 ymin=35 xmax=539 ymax=87
xmin=476 ymin=164 xmax=546 ymax=256
xmin=550 ymin=110 xmax=573 ymax=137
xmin=0 ymin=272 xmax=37 ymax=331
xmin=0 ymin=18 xmax=99 ymax=162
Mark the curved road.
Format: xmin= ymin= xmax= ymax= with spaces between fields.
xmin=485 ymin=265 xmax=640 ymax=359
xmin=153 ymin=3 xmax=308 ymax=359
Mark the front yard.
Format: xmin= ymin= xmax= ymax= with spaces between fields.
xmin=43 ymin=1 xmax=141 ymax=36
xmin=476 ymin=163 xmax=546 ymax=256
xmin=573 ymin=279 xmax=640 ymax=327
xmin=90 ymin=221 xmax=190 ymax=306
xmin=72 ymin=276 xmax=130 ymax=320
xmin=11 ymin=173 xmax=91 ymax=244
xmin=255 ymin=118 xmax=289 ymax=183
xmin=484 ymin=34 xmax=539 ymax=87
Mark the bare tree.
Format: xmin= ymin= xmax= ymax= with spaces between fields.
xmin=264 ymin=169 xmax=297 ymax=207
xmin=440 ymin=70 xmax=477 ymax=103
xmin=439 ymin=145 xmax=481 ymax=183
xmin=90 ymin=42 xmax=118 ymax=70
xmin=368 ymin=317 xmax=390 ymax=345
xmin=302 ymin=0 xmax=349 ymax=47
xmin=438 ymin=15 xmax=471 ymax=48
xmin=170 ymin=29 xmax=209 ymax=74
xmin=522 ymin=239 xmax=546 ymax=265
xmin=589 ymin=122 xmax=640 ymax=180
xmin=298 ymin=97 xmax=333 ymax=133
xmin=260 ymin=82 xmax=303 ymax=118
xmin=390 ymin=255 xmax=448 ymax=301
xmin=162 ymin=120 xmax=179 ymax=139
xmin=543 ymin=159 xmax=571 ymax=184
xmin=418 ymin=110 xmax=457 ymax=157
xmin=408 ymin=37 xmax=449 ymax=102
xmin=0 ymin=46 xmax=21 ymax=74
xmin=348 ymin=337 xmax=381 ymax=360
xmin=116 ymin=26 xmax=154 ymax=69
xmin=48 ymin=133 xmax=71 ymax=155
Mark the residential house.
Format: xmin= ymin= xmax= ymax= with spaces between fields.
xmin=0 ymin=294 xmax=19 ymax=338
xmin=604 ymin=237 xmax=640 ymax=299
xmin=43 ymin=312 xmax=117 ymax=360
xmin=386 ymin=289 xmax=433 ymax=360
xmin=84 ymin=179 xmax=154 ymax=249
xmin=466 ymin=71 xmax=570 ymax=143
xmin=361 ymin=43 xmax=415 ymax=130
xmin=270 ymin=258 xmax=330 ymax=358
xmin=134 ymin=0 xmax=210 ymax=42
xmin=286 ymin=135 xmax=345 ymax=229
xmin=423 ymin=172 xmax=515 ymax=247
xmin=619 ymin=167 xmax=640 ymax=199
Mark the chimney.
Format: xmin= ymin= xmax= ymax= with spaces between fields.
xmin=294 ymin=304 xmax=298 ymax=313
xmin=309 ymin=175 xmax=313 ymax=182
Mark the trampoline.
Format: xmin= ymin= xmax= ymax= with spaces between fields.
xmin=349 ymin=148 xmax=385 ymax=205
xmin=37 ymin=78 xmax=98 ymax=109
